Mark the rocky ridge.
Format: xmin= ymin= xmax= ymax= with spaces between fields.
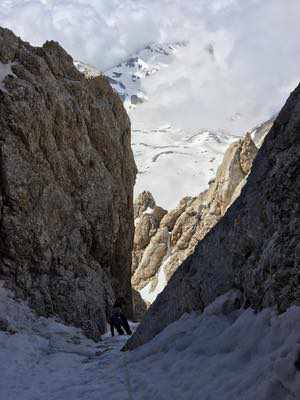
xmin=125 ymin=83 xmax=300 ymax=350
xmin=0 ymin=27 xmax=136 ymax=338
xmin=132 ymin=132 xmax=258 ymax=302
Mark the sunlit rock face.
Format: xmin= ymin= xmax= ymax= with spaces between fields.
xmin=132 ymin=133 xmax=258 ymax=306
xmin=0 ymin=27 xmax=136 ymax=338
xmin=126 ymin=82 xmax=300 ymax=350
xmin=131 ymin=192 xmax=167 ymax=296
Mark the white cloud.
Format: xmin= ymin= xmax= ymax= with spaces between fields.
xmin=130 ymin=0 xmax=300 ymax=133
xmin=1 ymin=0 xmax=299 ymax=133
xmin=0 ymin=0 xmax=164 ymax=69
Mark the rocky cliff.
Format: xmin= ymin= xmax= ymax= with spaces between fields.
xmin=132 ymin=133 xmax=258 ymax=299
xmin=125 ymin=83 xmax=300 ymax=350
xmin=0 ymin=27 xmax=136 ymax=338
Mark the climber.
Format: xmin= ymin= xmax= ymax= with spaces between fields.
xmin=109 ymin=297 xmax=132 ymax=337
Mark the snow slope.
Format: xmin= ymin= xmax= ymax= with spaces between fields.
xmin=0 ymin=284 xmax=135 ymax=400
xmin=128 ymin=294 xmax=300 ymax=400
xmin=1 ymin=286 xmax=299 ymax=400
xmin=132 ymin=125 xmax=237 ymax=209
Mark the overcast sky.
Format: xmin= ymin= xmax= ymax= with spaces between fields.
xmin=1 ymin=0 xmax=300 ymax=132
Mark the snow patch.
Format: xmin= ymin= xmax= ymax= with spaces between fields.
xmin=143 ymin=207 xmax=154 ymax=215
xmin=139 ymin=234 xmax=171 ymax=303
xmin=139 ymin=258 xmax=168 ymax=303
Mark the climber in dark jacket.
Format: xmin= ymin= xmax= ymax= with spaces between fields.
xmin=109 ymin=297 xmax=132 ymax=337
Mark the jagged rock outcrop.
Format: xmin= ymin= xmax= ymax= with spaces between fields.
xmin=132 ymin=133 xmax=258 ymax=299
xmin=125 ymin=83 xmax=300 ymax=350
xmin=0 ymin=27 xmax=137 ymax=338
xmin=131 ymin=191 xmax=167 ymax=318
xmin=133 ymin=191 xmax=156 ymax=220
xmin=132 ymin=192 xmax=167 ymax=286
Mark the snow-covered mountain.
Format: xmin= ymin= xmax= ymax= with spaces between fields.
xmin=105 ymin=42 xmax=187 ymax=109
xmin=75 ymin=42 xmax=186 ymax=109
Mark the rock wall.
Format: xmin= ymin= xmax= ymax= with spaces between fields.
xmin=0 ymin=27 xmax=136 ymax=338
xmin=125 ymin=83 xmax=300 ymax=350
xmin=132 ymin=133 xmax=258 ymax=298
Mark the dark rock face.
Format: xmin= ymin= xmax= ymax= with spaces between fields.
xmin=132 ymin=289 xmax=148 ymax=321
xmin=0 ymin=27 xmax=136 ymax=338
xmin=125 ymin=83 xmax=300 ymax=350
